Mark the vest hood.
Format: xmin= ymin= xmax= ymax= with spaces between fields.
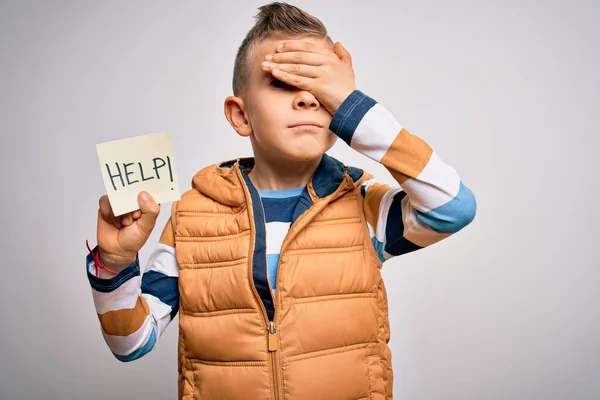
xmin=190 ymin=153 xmax=365 ymax=207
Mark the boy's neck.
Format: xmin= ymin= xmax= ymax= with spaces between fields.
xmin=247 ymin=155 xmax=321 ymax=191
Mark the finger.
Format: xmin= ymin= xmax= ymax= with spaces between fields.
xmin=334 ymin=42 xmax=352 ymax=68
xmin=99 ymin=195 xmax=122 ymax=228
xmin=110 ymin=210 xmax=123 ymax=229
xmin=268 ymin=51 xmax=328 ymax=66
xmin=132 ymin=210 xmax=141 ymax=220
xmin=261 ymin=61 xmax=320 ymax=78
xmin=121 ymin=213 xmax=133 ymax=227
xmin=275 ymin=40 xmax=332 ymax=56
xmin=98 ymin=195 xmax=112 ymax=222
xmin=271 ymin=68 xmax=312 ymax=91
xmin=136 ymin=191 xmax=160 ymax=234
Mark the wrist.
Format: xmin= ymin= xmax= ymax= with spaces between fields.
xmin=328 ymin=90 xmax=376 ymax=141
xmin=98 ymin=249 xmax=136 ymax=272
xmin=328 ymin=87 xmax=356 ymax=116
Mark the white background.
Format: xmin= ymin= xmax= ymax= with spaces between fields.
xmin=1 ymin=0 xmax=598 ymax=399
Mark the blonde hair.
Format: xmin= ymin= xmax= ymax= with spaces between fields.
xmin=232 ymin=2 xmax=330 ymax=95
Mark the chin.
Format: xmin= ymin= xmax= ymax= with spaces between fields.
xmin=288 ymin=137 xmax=335 ymax=159
xmin=282 ymin=148 xmax=326 ymax=162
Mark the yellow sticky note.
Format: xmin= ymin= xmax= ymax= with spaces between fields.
xmin=96 ymin=132 xmax=181 ymax=216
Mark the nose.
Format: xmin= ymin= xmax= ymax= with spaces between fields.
xmin=293 ymin=90 xmax=320 ymax=111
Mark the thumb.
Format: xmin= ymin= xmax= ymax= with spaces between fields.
xmin=334 ymin=42 xmax=352 ymax=68
xmin=136 ymin=191 xmax=160 ymax=233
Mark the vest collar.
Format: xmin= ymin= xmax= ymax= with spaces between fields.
xmin=191 ymin=153 xmax=364 ymax=207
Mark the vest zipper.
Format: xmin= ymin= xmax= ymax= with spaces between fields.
xmin=260 ymin=197 xmax=283 ymax=400
xmin=235 ymin=166 xmax=283 ymax=400
xmin=268 ymin=321 xmax=282 ymax=400
xmin=234 ymin=165 xmax=273 ymax=324
xmin=269 ymin=177 xmax=350 ymax=400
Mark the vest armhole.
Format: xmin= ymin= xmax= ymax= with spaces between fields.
xmin=170 ymin=200 xmax=179 ymax=241
xmin=354 ymin=179 xmax=384 ymax=269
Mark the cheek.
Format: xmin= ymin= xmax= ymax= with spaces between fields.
xmin=255 ymin=108 xmax=284 ymax=130
xmin=260 ymin=102 xmax=289 ymax=125
xmin=319 ymin=107 xmax=333 ymax=121
xmin=249 ymin=107 xmax=286 ymax=143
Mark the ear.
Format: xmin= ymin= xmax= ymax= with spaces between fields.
xmin=224 ymin=95 xmax=252 ymax=137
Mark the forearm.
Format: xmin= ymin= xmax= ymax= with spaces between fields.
xmin=86 ymin=243 xmax=179 ymax=361
xmin=87 ymin=251 xmax=155 ymax=360
xmin=330 ymin=90 xmax=476 ymax=233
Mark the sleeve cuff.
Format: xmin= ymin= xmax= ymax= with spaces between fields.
xmin=86 ymin=246 xmax=140 ymax=293
xmin=329 ymin=90 xmax=377 ymax=146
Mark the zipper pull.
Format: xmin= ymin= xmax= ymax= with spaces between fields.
xmin=268 ymin=321 xmax=278 ymax=352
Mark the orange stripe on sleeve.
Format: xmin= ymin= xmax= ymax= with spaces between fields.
xmin=381 ymin=128 xmax=433 ymax=184
xmin=362 ymin=180 xmax=391 ymax=234
xmin=97 ymin=296 xmax=150 ymax=336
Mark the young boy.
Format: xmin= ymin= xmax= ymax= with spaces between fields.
xmin=87 ymin=3 xmax=476 ymax=399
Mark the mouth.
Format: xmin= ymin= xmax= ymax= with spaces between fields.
xmin=289 ymin=121 xmax=324 ymax=128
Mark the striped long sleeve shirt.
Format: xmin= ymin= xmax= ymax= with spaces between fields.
xmin=86 ymin=90 xmax=476 ymax=362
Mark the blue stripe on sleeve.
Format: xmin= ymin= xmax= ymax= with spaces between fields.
xmin=416 ymin=182 xmax=477 ymax=233
xmin=86 ymin=247 xmax=140 ymax=293
xmin=113 ymin=326 xmax=157 ymax=362
xmin=371 ymin=237 xmax=386 ymax=262
xmin=385 ymin=236 xmax=423 ymax=257
xmin=328 ymin=90 xmax=377 ymax=146
xmin=141 ymin=270 xmax=180 ymax=320
xmin=384 ymin=191 xmax=408 ymax=247
xmin=381 ymin=190 xmax=421 ymax=257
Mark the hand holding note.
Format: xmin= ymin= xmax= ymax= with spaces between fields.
xmin=96 ymin=132 xmax=181 ymax=217
xmin=94 ymin=132 xmax=182 ymax=276
xmin=96 ymin=192 xmax=160 ymax=274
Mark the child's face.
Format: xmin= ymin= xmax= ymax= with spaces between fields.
xmin=242 ymin=35 xmax=338 ymax=162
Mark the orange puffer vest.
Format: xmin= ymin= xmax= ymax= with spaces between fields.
xmin=171 ymin=154 xmax=392 ymax=400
